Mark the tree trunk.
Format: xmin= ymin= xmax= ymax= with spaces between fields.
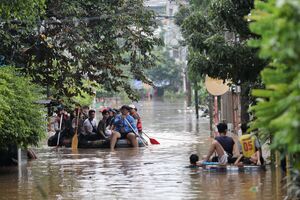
xmin=186 ymin=79 xmax=192 ymax=107
xmin=240 ymin=84 xmax=250 ymax=123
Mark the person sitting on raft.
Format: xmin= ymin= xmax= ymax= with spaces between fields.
xmin=199 ymin=123 xmax=236 ymax=165
xmin=97 ymin=109 xmax=111 ymax=139
xmin=234 ymin=123 xmax=263 ymax=166
xmin=81 ymin=105 xmax=90 ymax=121
xmin=128 ymin=104 xmax=142 ymax=134
xmin=81 ymin=109 xmax=100 ymax=141
xmin=105 ymin=108 xmax=119 ymax=133
xmin=54 ymin=106 xmax=69 ymax=133
xmin=110 ymin=105 xmax=138 ymax=150
xmin=106 ymin=108 xmax=117 ymax=128
xmin=52 ymin=106 xmax=71 ymax=146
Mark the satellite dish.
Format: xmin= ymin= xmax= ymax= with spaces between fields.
xmin=205 ymin=76 xmax=229 ymax=96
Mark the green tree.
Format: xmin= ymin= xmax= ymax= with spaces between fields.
xmin=249 ymin=0 xmax=300 ymax=165
xmin=1 ymin=0 xmax=161 ymax=101
xmin=0 ymin=0 xmax=45 ymax=65
xmin=0 ymin=0 xmax=45 ymax=22
xmin=146 ymin=48 xmax=182 ymax=92
xmin=0 ymin=67 xmax=45 ymax=150
xmin=249 ymin=0 xmax=300 ymax=198
xmin=177 ymin=0 xmax=266 ymax=121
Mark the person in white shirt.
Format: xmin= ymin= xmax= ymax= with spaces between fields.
xmin=81 ymin=109 xmax=100 ymax=141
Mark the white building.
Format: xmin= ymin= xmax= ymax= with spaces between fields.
xmin=145 ymin=0 xmax=189 ymax=92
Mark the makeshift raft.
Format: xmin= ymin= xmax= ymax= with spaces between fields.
xmin=201 ymin=162 xmax=266 ymax=172
xmin=48 ymin=138 xmax=146 ymax=148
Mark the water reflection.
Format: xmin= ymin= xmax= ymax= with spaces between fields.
xmin=0 ymin=100 xmax=285 ymax=200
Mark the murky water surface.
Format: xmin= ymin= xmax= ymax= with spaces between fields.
xmin=0 ymin=101 xmax=284 ymax=199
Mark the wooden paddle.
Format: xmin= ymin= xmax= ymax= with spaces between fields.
xmin=71 ymin=107 xmax=80 ymax=150
xmin=142 ymin=131 xmax=160 ymax=145
xmin=56 ymin=114 xmax=63 ymax=147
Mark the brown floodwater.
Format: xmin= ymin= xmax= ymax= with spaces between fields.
xmin=0 ymin=100 xmax=285 ymax=200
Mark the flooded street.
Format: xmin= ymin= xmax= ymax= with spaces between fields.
xmin=0 ymin=101 xmax=284 ymax=200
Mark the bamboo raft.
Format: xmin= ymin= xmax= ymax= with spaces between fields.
xmin=201 ymin=162 xmax=266 ymax=172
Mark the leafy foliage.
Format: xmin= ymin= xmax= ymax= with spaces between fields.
xmin=249 ymin=0 xmax=300 ymax=167
xmin=179 ymin=0 xmax=265 ymax=84
xmin=146 ymin=48 xmax=182 ymax=92
xmin=0 ymin=67 xmax=45 ymax=150
xmin=288 ymin=170 xmax=300 ymax=199
xmin=0 ymin=0 xmax=161 ymax=101
xmin=0 ymin=0 xmax=45 ymax=22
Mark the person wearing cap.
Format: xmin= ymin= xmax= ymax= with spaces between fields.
xmin=110 ymin=105 xmax=138 ymax=150
xmin=128 ymin=104 xmax=143 ymax=134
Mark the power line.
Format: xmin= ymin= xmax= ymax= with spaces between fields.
xmin=0 ymin=15 xmax=175 ymax=25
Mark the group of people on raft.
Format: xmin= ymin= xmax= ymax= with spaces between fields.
xmin=49 ymin=103 xmax=264 ymax=166
xmin=190 ymin=122 xmax=264 ymax=167
xmin=48 ymin=104 xmax=143 ymax=150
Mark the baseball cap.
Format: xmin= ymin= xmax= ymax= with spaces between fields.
xmin=120 ymin=105 xmax=131 ymax=111
xmin=128 ymin=104 xmax=136 ymax=109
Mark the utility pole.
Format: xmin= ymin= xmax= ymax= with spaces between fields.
xmin=194 ymin=82 xmax=199 ymax=119
xmin=208 ymin=95 xmax=214 ymax=137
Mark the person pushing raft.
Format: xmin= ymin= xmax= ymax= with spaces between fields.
xmin=189 ymin=154 xmax=200 ymax=168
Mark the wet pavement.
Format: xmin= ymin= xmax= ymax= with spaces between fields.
xmin=0 ymin=100 xmax=285 ymax=200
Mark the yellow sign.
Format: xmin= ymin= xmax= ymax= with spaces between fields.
xmin=239 ymin=134 xmax=256 ymax=158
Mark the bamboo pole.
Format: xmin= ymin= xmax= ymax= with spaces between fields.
xmin=286 ymin=154 xmax=290 ymax=190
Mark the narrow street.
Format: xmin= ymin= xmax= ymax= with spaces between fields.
xmin=0 ymin=101 xmax=283 ymax=200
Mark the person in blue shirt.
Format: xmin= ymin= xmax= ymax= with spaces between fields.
xmin=110 ymin=105 xmax=138 ymax=150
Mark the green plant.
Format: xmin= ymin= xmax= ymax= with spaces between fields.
xmin=146 ymin=48 xmax=182 ymax=92
xmin=1 ymin=0 xmax=161 ymax=101
xmin=0 ymin=67 xmax=45 ymax=150
xmin=249 ymin=0 xmax=300 ymax=168
xmin=0 ymin=0 xmax=45 ymax=22
xmin=177 ymin=0 xmax=266 ymax=121
xmin=196 ymin=80 xmax=209 ymax=105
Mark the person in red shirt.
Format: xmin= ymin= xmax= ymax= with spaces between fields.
xmin=128 ymin=104 xmax=142 ymax=134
